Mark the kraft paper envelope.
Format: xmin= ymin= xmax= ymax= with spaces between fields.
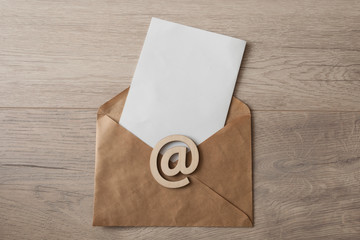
xmin=93 ymin=88 xmax=253 ymax=227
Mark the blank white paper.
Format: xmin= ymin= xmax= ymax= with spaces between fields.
xmin=119 ymin=18 xmax=246 ymax=148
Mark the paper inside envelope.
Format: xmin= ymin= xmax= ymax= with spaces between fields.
xmin=119 ymin=18 xmax=246 ymax=148
xmin=93 ymin=88 xmax=253 ymax=227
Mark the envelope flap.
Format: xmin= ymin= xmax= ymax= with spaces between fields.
xmin=97 ymin=88 xmax=129 ymax=122
xmin=225 ymin=96 xmax=250 ymax=124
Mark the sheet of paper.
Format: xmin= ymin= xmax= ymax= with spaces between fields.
xmin=120 ymin=18 xmax=246 ymax=148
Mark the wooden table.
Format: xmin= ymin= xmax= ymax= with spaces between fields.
xmin=1 ymin=1 xmax=359 ymax=239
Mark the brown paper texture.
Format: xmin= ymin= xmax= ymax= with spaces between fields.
xmin=93 ymin=88 xmax=253 ymax=227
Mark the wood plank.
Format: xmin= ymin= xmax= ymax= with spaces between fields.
xmin=1 ymin=46 xmax=359 ymax=110
xmin=0 ymin=0 xmax=359 ymax=110
xmin=1 ymin=0 xmax=359 ymax=49
xmin=1 ymin=109 xmax=359 ymax=239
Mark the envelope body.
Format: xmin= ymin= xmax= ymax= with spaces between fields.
xmin=93 ymin=88 xmax=253 ymax=227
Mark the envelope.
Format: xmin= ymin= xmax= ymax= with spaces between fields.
xmin=93 ymin=88 xmax=253 ymax=227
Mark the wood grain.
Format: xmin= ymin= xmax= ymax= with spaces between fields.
xmin=0 ymin=109 xmax=359 ymax=239
xmin=0 ymin=0 xmax=359 ymax=239
xmin=0 ymin=0 xmax=359 ymax=110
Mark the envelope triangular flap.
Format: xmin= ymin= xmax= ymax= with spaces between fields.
xmin=94 ymin=88 xmax=253 ymax=227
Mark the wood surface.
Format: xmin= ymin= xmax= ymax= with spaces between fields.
xmin=0 ymin=0 xmax=359 ymax=239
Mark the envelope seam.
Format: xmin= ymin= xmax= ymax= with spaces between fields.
xmin=191 ymin=176 xmax=253 ymax=225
